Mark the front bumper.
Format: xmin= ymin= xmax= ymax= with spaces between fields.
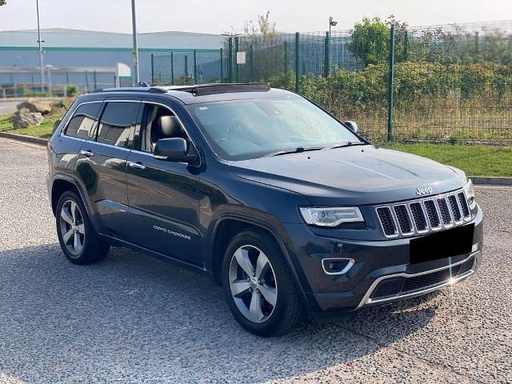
xmin=282 ymin=205 xmax=484 ymax=317
xmin=357 ymin=249 xmax=480 ymax=308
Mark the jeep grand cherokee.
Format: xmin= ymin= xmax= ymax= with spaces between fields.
xmin=46 ymin=83 xmax=484 ymax=336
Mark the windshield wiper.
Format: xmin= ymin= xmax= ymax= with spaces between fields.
xmin=266 ymin=146 xmax=323 ymax=157
xmin=327 ymin=141 xmax=366 ymax=150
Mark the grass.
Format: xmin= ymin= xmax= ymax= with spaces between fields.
xmin=1 ymin=111 xmax=511 ymax=178
xmin=378 ymin=142 xmax=512 ymax=178
xmin=0 ymin=113 xmax=60 ymax=140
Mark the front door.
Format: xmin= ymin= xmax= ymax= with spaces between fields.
xmin=124 ymin=102 xmax=203 ymax=266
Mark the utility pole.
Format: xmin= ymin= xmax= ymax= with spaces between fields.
xmin=36 ymin=0 xmax=44 ymax=93
xmin=131 ymin=0 xmax=140 ymax=85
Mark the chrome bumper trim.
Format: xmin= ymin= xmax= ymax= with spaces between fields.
xmin=356 ymin=250 xmax=480 ymax=309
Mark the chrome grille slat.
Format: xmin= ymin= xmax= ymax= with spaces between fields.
xmin=376 ymin=189 xmax=473 ymax=238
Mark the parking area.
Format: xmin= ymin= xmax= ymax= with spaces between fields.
xmin=0 ymin=138 xmax=510 ymax=384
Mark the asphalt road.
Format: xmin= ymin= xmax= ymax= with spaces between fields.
xmin=0 ymin=101 xmax=19 ymax=115
xmin=0 ymin=138 xmax=510 ymax=384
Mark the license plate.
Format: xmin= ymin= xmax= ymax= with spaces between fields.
xmin=410 ymin=224 xmax=475 ymax=264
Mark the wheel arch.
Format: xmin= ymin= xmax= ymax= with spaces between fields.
xmin=210 ymin=215 xmax=304 ymax=294
xmin=50 ymin=175 xmax=100 ymax=232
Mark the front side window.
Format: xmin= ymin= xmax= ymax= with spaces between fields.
xmin=64 ymin=102 xmax=102 ymax=140
xmin=97 ymin=102 xmax=140 ymax=148
xmin=138 ymin=103 xmax=187 ymax=153
xmin=187 ymin=96 xmax=363 ymax=161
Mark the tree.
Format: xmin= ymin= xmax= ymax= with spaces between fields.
xmin=0 ymin=1 xmax=6 ymax=6
xmin=348 ymin=16 xmax=408 ymax=67
xmin=348 ymin=17 xmax=389 ymax=67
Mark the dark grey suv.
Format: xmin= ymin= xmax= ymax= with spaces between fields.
xmin=46 ymin=83 xmax=484 ymax=336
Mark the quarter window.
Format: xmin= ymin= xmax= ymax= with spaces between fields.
xmin=65 ymin=102 xmax=102 ymax=140
xmin=97 ymin=102 xmax=140 ymax=148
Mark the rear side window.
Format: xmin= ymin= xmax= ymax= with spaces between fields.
xmin=97 ymin=102 xmax=140 ymax=148
xmin=65 ymin=102 xmax=102 ymax=140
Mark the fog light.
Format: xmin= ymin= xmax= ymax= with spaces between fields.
xmin=321 ymin=258 xmax=354 ymax=275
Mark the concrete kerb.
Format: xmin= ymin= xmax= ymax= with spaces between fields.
xmin=0 ymin=131 xmax=48 ymax=147
xmin=0 ymin=132 xmax=511 ymax=187
xmin=470 ymin=176 xmax=512 ymax=186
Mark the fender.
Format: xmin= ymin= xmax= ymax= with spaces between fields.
xmin=208 ymin=212 xmax=312 ymax=303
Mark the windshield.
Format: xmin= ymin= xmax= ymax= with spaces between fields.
xmin=187 ymin=96 xmax=364 ymax=161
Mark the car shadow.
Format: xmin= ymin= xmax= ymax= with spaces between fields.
xmin=0 ymin=243 xmax=442 ymax=384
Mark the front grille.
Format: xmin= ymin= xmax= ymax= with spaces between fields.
xmin=369 ymin=257 xmax=475 ymax=301
xmin=376 ymin=189 xmax=472 ymax=238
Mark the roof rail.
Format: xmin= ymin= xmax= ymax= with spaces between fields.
xmin=94 ymin=86 xmax=167 ymax=94
xmin=94 ymin=83 xmax=270 ymax=96
xmin=166 ymin=83 xmax=271 ymax=96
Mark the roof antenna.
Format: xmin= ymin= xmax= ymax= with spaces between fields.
xmin=138 ymin=81 xmax=150 ymax=87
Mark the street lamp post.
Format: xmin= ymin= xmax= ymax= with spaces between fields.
xmin=36 ymin=0 xmax=44 ymax=93
xmin=131 ymin=0 xmax=140 ymax=85
xmin=325 ymin=17 xmax=337 ymax=78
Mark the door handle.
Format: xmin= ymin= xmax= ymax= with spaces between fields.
xmin=128 ymin=161 xmax=146 ymax=170
xmin=79 ymin=149 xmax=94 ymax=157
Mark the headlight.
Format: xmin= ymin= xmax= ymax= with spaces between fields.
xmin=299 ymin=207 xmax=364 ymax=227
xmin=463 ymin=179 xmax=476 ymax=209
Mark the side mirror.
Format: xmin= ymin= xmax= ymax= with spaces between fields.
xmin=154 ymin=137 xmax=200 ymax=166
xmin=344 ymin=121 xmax=358 ymax=133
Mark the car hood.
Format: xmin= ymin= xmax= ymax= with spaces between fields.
xmin=229 ymin=145 xmax=467 ymax=206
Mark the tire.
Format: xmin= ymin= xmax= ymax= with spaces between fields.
xmin=55 ymin=191 xmax=109 ymax=265
xmin=222 ymin=229 xmax=303 ymax=336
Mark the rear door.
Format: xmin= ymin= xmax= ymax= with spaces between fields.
xmin=75 ymin=99 xmax=141 ymax=237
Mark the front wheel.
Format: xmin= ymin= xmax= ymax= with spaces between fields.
xmin=222 ymin=230 xmax=303 ymax=336
xmin=56 ymin=191 xmax=109 ymax=265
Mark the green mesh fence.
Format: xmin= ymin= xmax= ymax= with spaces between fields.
xmin=391 ymin=21 xmax=512 ymax=144
xmin=151 ymin=21 xmax=512 ymax=144
xmin=151 ymin=50 xmax=224 ymax=85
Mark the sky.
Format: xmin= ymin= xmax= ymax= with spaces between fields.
xmin=0 ymin=0 xmax=511 ymax=35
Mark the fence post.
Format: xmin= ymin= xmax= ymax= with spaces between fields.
xmin=250 ymin=44 xmax=254 ymax=83
xmin=228 ymin=37 xmax=233 ymax=83
xmin=284 ymin=41 xmax=288 ymax=74
xmin=171 ymin=52 xmax=175 ymax=85
xmin=403 ymin=31 xmax=409 ymax=61
xmin=31 ymin=73 xmax=35 ymax=97
xmin=324 ymin=32 xmax=330 ymax=78
xmin=151 ymin=54 xmax=154 ymax=85
xmin=185 ymin=55 xmax=189 ymax=82
xmin=220 ymin=48 xmax=224 ymax=82
xmin=235 ymin=36 xmax=240 ymax=83
xmin=295 ymin=32 xmax=300 ymax=93
xmin=193 ymin=50 xmax=197 ymax=84
xmin=387 ymin=24 xmax=396 ymax=141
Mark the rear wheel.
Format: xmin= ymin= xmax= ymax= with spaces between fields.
xmin=56 ymin=191 xmax=109 ymax=265
xmin=222 ymin=229 xmax=303 ymax=336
